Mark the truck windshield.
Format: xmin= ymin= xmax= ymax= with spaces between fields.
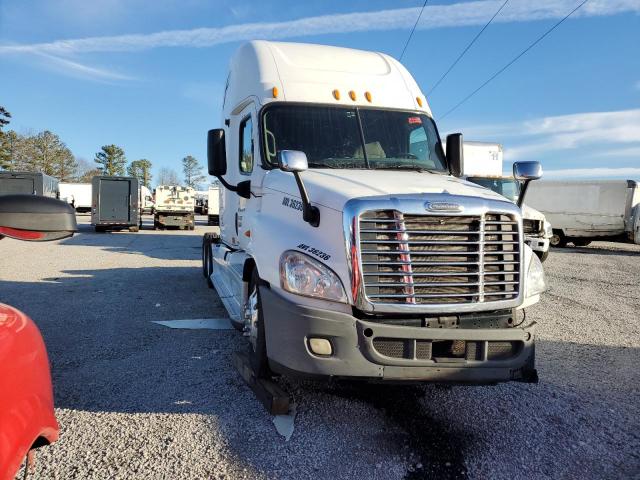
xmin=262 ymin=105 xmax=447 ymax=171
xmin=467 ymin=177 xmax=520 ymax=203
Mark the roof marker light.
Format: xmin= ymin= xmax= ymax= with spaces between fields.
xmin=272 ymin=86 xmax=279 ymax=98
xmin=365 ymin=91 xmax=372 ymax=102
xmin=416 ymin=96 xmax=423 ymax=107
xmin=349 ymin=90 xmax=356 ymax=101
xmin=333 ymin=89 xmax=341 ymax=100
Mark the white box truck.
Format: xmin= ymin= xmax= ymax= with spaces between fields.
xmin=153 ymin=185 xmax=195 ymax=230
xmin=139 ymin=185 xmax=154 ymax=215
xmin=207 ymin=185 xmax=220 ymax=225
xmin=526 ymin=179 xmax=640 ymax=246
xmin=461 ymin=142 xmax=503 ymax=177
xmin=60 ymin=183 xmax=92 ymax=213
xmin=202 ymin=41 xmax=547 ymax=384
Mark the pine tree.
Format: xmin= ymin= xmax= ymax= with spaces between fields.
xmin=182 ymin=155 xmax=206 ymax=188
xmin=128 ymin=159 xmax=153 ymax=187
xmin=95 ymin=144 xmax=126 ymax=176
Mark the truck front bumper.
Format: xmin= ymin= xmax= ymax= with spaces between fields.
xmin=525 ymin=235 xmax=550 ymax=253
xmin=261 ymin=288 xmax=537 ymax=384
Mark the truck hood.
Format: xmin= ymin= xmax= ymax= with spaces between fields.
xmin=522 ymin=204 xmax=545 ymax=221
xmin=263 ymin=169 xmax=508 ymax=211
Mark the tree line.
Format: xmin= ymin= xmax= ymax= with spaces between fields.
xmin=1 ymin=106 xmax=207 ymax=188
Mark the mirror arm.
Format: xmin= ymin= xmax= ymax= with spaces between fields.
xmin=292 ymin=172 xmax=320 ymax=227
xmin=215 ymin=175 xmax=251 ymax=199
xmin=215 ymin=174 xmax=237 ymax=193
xmin=517 ymin=180 xmax=531 ymax=207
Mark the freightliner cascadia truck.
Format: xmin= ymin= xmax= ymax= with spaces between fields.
xmin=202 ymin=41 xmax=546 ymax=383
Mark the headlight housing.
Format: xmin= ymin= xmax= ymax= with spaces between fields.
xmin=543 ymin=220 xmax=553 ymax=238
xmin=280 ymin=250 xmax=347 ymax=303
xmin=525 ymin=249 xmax=547 ymax=297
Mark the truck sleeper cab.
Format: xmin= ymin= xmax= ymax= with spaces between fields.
xmin=203 ymin=41 xmax=546 ymax=383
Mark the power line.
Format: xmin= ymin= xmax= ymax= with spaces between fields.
xmin=399 ymin=0 xmax=429 ymax=61
xmin=439 ymin=0 xmax=589 ymax=121
xmin=428 ymin=0 xmax=509 ymax=96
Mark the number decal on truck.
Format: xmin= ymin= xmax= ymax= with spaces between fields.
xmin=297 ymin=243 xmax=331 ymax=261
xmin=282 ymin=196 xmax=303 ymax=212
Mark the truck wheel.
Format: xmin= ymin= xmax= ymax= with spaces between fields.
xmin=202 ymin=233 xmax=218 ymax=288
xmin=536 ymin=250 xmax=549 ymax=262
xmin=128 ymin=225 xmax=139 ymax=233
xmin=549 ymin=230 xmax=567 ymax=248
xmin=189 ymin=225 xmax=195 ymax=231
xmin=246 ymin=269 xmax=270 ymax=378
xmin=202 ymin=239 xmax=208 ymax=278
xmin=572 ymin=239 xmax=591 ymax=247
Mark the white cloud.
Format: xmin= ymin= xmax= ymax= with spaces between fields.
xmin=0 ymin=0 xmax=638 ymax=55
xmin=29 ymin=52 xmax=136 ymax=82
xmin=462 ymin=109 xmax=640 ymax=160
xmin=544 ymin=167 xmax=640 ymax=178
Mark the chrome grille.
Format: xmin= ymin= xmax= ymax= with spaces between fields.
xmin=359 ymin=210 xmax=520 ymax=305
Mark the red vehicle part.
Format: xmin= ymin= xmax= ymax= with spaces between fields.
xmin=0 ymin=303 xmax=59 ymax=480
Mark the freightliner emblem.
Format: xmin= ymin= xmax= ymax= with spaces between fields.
xmin=425 ymin=201 xmax=463 ymax=212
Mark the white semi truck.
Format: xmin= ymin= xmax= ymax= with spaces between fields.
xmin=202 ymin=41 xmax=546 ymax=383
xmin=465 ymin=176 xmax=553 ymax=261
xmin=153 ymin=185 xmax=195 ymax=230
xmin=526 ymin=179 xmax=640 ymax=246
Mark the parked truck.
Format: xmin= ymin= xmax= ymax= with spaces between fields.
xmin=0 ymin=171 xmax=59 ymax=198
xmin=153 ymin=185 xmax=195 ymax=230
xmin=207 ymin=184 xmax=220 ymax=225
xmin=91 ymin=176 xmax=140 ymax=232
xmin=60 ymin=182 xmax=92 ymax=213
xmin=525 ymin=179 xmax=640 ymax=246
xmin=139 ymin=185 xmax=154 ymax=215
xmin=465 ymin=176 xmax=553 ymax=261
xmin=202 ymin=41 xmax=546 ymax=384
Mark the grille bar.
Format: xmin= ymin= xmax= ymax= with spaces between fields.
xmin=359 ymin=211 xmax=520 ymax=305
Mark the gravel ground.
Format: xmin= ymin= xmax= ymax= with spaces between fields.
xmin=1 ymin=215 xmax=638 ymax=479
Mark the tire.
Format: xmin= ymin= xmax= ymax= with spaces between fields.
xmin=536 ymin=250 xmax=549 ymax=262
xmin=572 ymin=239 xmax=591 ymax=247
xmin=202 ymin=233 xmax=218 ymax=289
xmin=246 ymin=268 xmax=270 ymax=378
xmin=549 ymin=230 xmax=567 ymax=248
xmin=128 ymin=225 xmax=139 ymax=232
xmin=189 ymin=225 xmax=195 ymax=231
xmin=201 ymin=238 xmax=208 ymax=278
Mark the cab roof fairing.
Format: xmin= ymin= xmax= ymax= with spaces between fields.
xmin=222 ymin=40 xmax=433 ymax=123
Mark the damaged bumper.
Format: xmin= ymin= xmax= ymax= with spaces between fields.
xmin=261 ymin=287 xmax=537 ymax=384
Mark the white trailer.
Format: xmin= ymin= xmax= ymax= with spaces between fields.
xmin=202 ymin=41 xmax=546 ymax=384
xmin=525 ymin=179 xmax=640 ymax=246
xmin=207 ymin=185 xmax=220 ymax=225
xmin=59 ymin=183 xmax=92 ymax=213
xmin=153 ymin=185 xmax=195 ymax=230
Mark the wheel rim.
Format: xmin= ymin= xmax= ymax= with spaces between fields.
xmin=245 ymin=288 xmax=259 ymax=352
xmin=550 ymin=234 xmax=560 ymax=246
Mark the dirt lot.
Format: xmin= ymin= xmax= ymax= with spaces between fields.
xmin=1 ymin=215 xmax=638 ymax=479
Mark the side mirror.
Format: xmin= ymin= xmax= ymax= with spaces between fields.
xmin=0 ymin=194 xmax=78 ymax=241
xmin=513 ymin=161 xmax=543 ymax=181
xmin=207 ymin=129 xmax=227 ymax=176
xmin=446 ymin=133 xmax=464 ymax=177
xmin=513 ymin=161 xmax=543 ymax=207
xmin=278 ymin=150 xmax=308 ymax=172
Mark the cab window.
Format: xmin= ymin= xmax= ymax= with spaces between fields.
xmin=239 ymin=116 xmax=254 ymax=174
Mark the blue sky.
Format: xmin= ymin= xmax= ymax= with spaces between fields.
xmin=1 ymin=0 xmax=639 ymax=184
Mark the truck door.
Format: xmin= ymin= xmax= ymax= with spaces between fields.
xmin=220 ymin=102 xmax=258 ymax=248
xmin=100 ymin=179 xmax=131 ymax=222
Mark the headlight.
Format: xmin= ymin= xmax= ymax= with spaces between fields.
xmin=280 ymin=250 xmax=347 ymax=303
xmin=543 ymin=220 xmax=553 ymax=238
xmin=525 ymin=250 xmax=547 ymax=297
